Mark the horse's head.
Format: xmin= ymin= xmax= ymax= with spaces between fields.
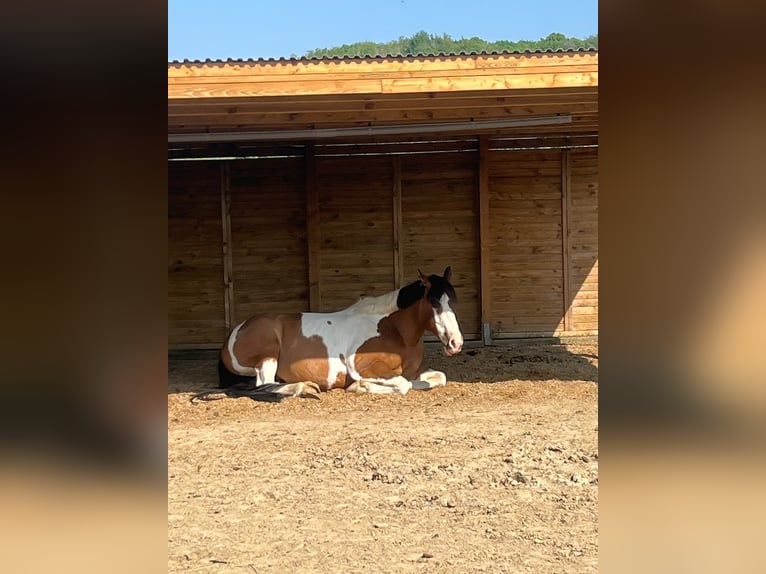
xmin=418 ymin=266 xmax=464 ymax=356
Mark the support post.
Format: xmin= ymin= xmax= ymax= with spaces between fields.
xmin=306 ymin=143 xmax=321 ymax=311
xmin=392 ymin=156 xmax=404 ymax=289
xmin=478 ymin=136 xmax=492 ymax=345
xmin=220 ymin=161 xmax=234 ymax=330
xmin=561 ymin=149 xmax=573 ymax=332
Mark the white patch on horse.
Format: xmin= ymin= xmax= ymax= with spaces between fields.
xmin=433 ymin=294 xmax=463 ymax=353
xmin=227 ymin=321 xmax=257 ymax=376
xmin=347 ymin=376 xmax=412 ymax=395
xmin=411 ymin=369 xmax=447 ymax=390
xmin=259 ymin=358 xmax=278 ymax=385
xmin=300 ymin=311 xmax=385 ymax=386
xmin=346 ymin=289 xmax=399 ymax=315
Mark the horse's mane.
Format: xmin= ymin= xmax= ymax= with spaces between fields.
xmin=346 ymin=280 xmax=426 ymax=315
xmin=346 ymin=289 xmax=400 ymax=315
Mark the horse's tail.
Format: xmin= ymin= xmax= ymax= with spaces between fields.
xmin=190 ymin=358 xmax=287 ymax=403
xmin=217 ymin=356 xmax=252 ymax=388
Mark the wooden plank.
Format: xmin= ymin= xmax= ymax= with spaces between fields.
xmin=169 ymin=68 xmax=597 ymax=99
xmin=168 ymin=102 xmax=598 ymax=128
xmin=169 ymin=95 xmax=597 ymax=119
xmin=561 ymin=150 xmax=572 ymax=331
xmin=392 ymin=156 xmax=404 ymax=288
xmin=381 ymin=72 xmax=597 ymax=95
xmin=169 ymin=65 xmax=598 ymax=91
xmin=306 ymin=143 xmax=321 ymax=311
xmin=478 ymin=136 xmax=491 ymax=344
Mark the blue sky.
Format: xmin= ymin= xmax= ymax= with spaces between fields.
xmin=168 ymin=0 xmax=598 ymax=61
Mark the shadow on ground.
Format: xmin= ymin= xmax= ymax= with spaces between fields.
xmin=168 ymin=339 xmax=598 ymax=396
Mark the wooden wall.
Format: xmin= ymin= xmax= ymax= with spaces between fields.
xmin=229 ymin=158 xmax=309 ymax=320
xmin=168 ymin=140 xmax=598 ymax=347
xmin=316 ymin=156 xmax=395 ymax=310
xmin=168 ymin=162 xmax=226 ymax=345
xmin=401 ymin=152 xmax=481 ymax=338
xmin=488 ymin=149 xmax=565 ymax=335
xmin=568 ymin=148 xmax=599 ymax=332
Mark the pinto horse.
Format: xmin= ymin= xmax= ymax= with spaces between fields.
xmin=209 ymin=267 xmax=463 ymax=402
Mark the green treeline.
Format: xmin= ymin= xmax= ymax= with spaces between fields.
xmin=303 ymin=31 xmax=597 ymax=58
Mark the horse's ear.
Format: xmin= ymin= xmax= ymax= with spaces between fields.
xmin=443 ymin=266 xmax=453 ymax=283
xmin=418 ymin=269 xmax=431 ymax=290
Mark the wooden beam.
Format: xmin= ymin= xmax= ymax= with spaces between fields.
xmin=220 ymin=161 xmax=234 ymax=330
xmin=478 ymin=136 xmax=492 ymax=345
xmin=392 ymin=156 xmax=404 ymax=289
xmin=169 ymin=71 xmax=597 ymax=99
xmin=167 ymin=87 xmax=598 ymax=112
xmin=168 ymin=53 xmax=598 ymax=99
xmin=168 ymin=104 xmax=598 ymax=129
xmin=305 ymin=143 xmax=321 ymax=311
xmin=561 ymin=150 xmax=573 ymax=331
xmin=168 ymin=91 xmax=598 ymax=117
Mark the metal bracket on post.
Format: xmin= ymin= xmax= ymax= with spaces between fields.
xmin=482 ymin=323 xmax=493 ymax=346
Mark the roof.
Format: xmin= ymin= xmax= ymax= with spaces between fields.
xmin=168 ymin=48 xmax=597 ymax=67
xmin=168 ymin=49 xmax=598 ymax=146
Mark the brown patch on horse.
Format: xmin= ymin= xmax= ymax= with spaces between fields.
xmin=354 ymin=297 xmax=434 ymax=380
xmin=221 ymin=315 xmax=282 ymax=375
xmin=273 ymin=316 xmax=336 ymax=390
xmin=222 ymin=314 xmax=337 ymax=390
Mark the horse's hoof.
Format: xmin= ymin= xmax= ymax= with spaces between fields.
xmin=299 ymin=382 xmax=322 ymax=399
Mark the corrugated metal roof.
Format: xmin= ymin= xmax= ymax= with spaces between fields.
xmin=168 ymin=48 xmax=597 ymax=66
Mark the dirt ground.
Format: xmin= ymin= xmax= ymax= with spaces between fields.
xmin=168 ymin=339 xmax=598 ymax=573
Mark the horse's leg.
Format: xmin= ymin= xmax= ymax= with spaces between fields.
xmin=410 ymin=369 xmax=447 ymax=390
xmin=346 ymin=376 xmax=412 ymax=395
xmin=215 ymin=358 xmax=321 ymax=401
xmin=258 ymin=359 xmax=321 ymax=399
xmin=255 ymin=382 xmax=322 ymax=399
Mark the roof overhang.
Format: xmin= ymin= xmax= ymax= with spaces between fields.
xmin=168 ymin=50 xmax=598 ymax=147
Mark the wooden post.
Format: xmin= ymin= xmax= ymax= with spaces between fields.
xmin=305 ymin=143 xmax=321 ymax=311
xmin=220 ymin=161 xmax=234 ymax=330
xmin=392 ymin=156 xmax=404 ymax=289
xmin=478 ymin=136 xmax=492 ymax=345
xmin=561 ymin=150 xmax=573 ymax=332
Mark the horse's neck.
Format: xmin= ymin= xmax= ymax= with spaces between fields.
xmin=387 ymin=298 xmax=432 ymax=346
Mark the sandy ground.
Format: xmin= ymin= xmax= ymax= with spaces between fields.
xmin=168 ymin=340 xmax=598 ymax=573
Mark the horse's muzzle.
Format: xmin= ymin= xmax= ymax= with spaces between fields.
xmin=443 ymin=338 xmax=463 ymax=356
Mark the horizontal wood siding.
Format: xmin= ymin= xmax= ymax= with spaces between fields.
xmin=229 ymin=158 xmax=309 ymax=320
xmin=401 ymin=152 xmax=480 ymax=338
xmin=569 ymin=148 xmax=598 ymax=332
xmin=488 ymin=150 xmax=565 ymax=335
xmin=168 ymin=162 xmax=225 ymax=344
xmin=316 ymin=156 xmax=395 ymax=310
xmin=166 ymin=142 xmax=598 ymax=347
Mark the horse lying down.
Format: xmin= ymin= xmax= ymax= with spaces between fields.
xmin=194 ymin=267 xmax=463 ymax=403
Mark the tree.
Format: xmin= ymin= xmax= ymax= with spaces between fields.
xmin=303 ymin=31 xmax=597 ymax=59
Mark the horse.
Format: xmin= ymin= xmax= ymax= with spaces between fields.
xmin=205 ymin=267 xmax=464 ymax=402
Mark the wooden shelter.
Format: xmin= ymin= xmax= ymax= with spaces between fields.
xmin=168 ymin=50 xmax=598 ymax=348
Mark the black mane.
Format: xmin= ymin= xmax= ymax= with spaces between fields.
xmin=396 ymin=274 xmax=457 ymax=309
